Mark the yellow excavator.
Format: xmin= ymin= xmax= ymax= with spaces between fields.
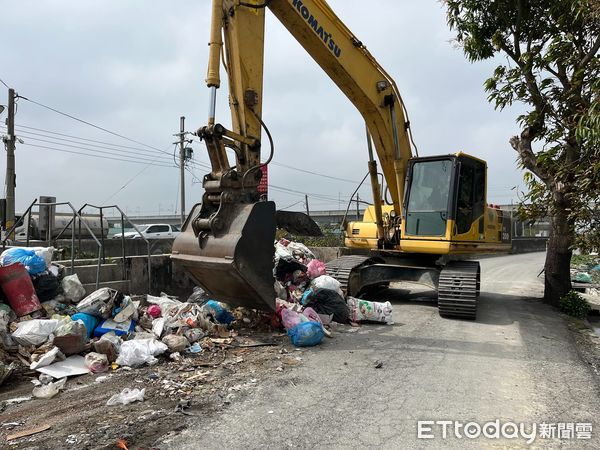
xmin=172 ymin=0 xmax=512 ymax=320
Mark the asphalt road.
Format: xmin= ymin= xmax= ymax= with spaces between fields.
xmin=162 ymin=252 xmax=600 ymax=449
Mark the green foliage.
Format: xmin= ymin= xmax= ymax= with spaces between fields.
xmin=445 ymin=0 xmax=600 ymax=252
xmin=276 ymin=225 xmax=344 ymax=248
xmin=559 ymin=290 xmax=591 ymax=318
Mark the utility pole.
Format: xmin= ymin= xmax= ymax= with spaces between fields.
xmin=178 ymin=116 xmax=186 ymax=226
xmin=305 ymin=194 xmax=310 ymax=217
xmin=356 ymin=193 xmax=360 ymax=220
xmin=4 ymin=88 xmax=16 ymax=235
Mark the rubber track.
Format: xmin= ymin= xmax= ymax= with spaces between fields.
xmin=325 ymin=255 xmax=376 ymax=295
xmin=437 ymin=260 xmax=480 ymax=320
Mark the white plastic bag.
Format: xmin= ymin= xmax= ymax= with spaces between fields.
xmin=11 ymin=319 xmax=59 ymax=346
xmin=106 ymin=388 xmax=145 ymax=406
xmin=61 ymin=274 xmax=86 ymax=303
xmin=32 ymin=377 xmax=66 ymax=399
xmin=310 ymin=275 xmax=344 ymax=298
xmin=115 ymin=338 xmax=168 ymax=367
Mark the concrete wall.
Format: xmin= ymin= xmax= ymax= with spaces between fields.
xmin=126 ymin=254 xmax=196 ymax=298
xmin=511 ymin=237 xmax=548 ymax=254
xmin=53 ymin=238 xmax=174 ymax=258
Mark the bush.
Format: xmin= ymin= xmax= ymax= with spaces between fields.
xmin=559 ymin=291 xmax=591 ymax=319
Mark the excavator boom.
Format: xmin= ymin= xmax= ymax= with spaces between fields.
xmin=172 ymin=0 xmax=416 ymax=310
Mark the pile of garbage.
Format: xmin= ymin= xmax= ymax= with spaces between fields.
xmin=571 ymin=256 xmax=600 ymax=285
xmin=0 ymin=246 xmax=258 ymax=395
xmin=0 ymin=239 xmax=395 ymax=395
xmin=272 ymin=239 xmax=393 ymax=348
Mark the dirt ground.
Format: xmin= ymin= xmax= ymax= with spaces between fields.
xmin=0 ymin=330 xmax=308 ymax=450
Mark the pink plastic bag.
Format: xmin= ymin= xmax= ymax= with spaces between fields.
xmin=307 ymin=259 xmax=327 ymax=279
xmin=281 ymin=308 xmax=309 ymax=330
xmin=302 ymin=307 xmax=322 ymax=324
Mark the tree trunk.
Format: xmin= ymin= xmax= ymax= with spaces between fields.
xmin=544 ymin=210 xmax=573 ymax=306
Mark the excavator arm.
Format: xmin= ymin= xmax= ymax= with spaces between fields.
xmin=172 ymin=0 xmax=416 ymax=310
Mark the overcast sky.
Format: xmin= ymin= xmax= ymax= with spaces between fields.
xmin=0 ymin=0 xmax=527 ymax=218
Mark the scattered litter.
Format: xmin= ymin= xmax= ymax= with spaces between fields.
xmin=32 ymin=377 xmax=67 ymax=399
xmin=162 ymin=334 xmax=190 ymax=353
xmin=375 ymin=360 xmax=383 ymax=369
xmin=6 ymin=424 xmax=51 ymax=441
xmin=106 ymin=388 xmax=145 ymax=406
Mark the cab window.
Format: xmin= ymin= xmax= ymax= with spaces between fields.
xmin=405 ymin=159 xmax=453 ymax=236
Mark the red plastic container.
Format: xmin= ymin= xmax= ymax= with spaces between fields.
xmin=0 ymin=263 xmax=41 ymax=316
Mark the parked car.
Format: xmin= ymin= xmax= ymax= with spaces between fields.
xmin=112 ymin=224 xmax=180 ymax=240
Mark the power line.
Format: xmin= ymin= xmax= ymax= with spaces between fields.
xmin=0 ymin=78 xmax=9 ymax=89
xmin=271 ymin=161 xmax=359 ymax=184
xmin=17 ymin=95 xmax=171 ymax=155
xmin=14 ymin=124 xmax=172 ymax=157
xmin=102 ymin=144 xmax=177 ymax=203
xmin=21 ymin=142 xmax=175 ymax=168
xmin=16 ymin=134 xmax=174 ymax=165
xmin=0 ymin=127 xmax=175 ymax=164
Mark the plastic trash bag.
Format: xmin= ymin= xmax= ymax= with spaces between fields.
xmin=281 ymin=308 xmax=309 ymax=330
xmin=307 ymin=259 xmax=327 ymax=279
xmin=187 ymin=286 xmax=210 ymax=304
xmin=106 ymin=388 xmax=145 ymax=406
xmin=347 ymin=297 xmax=394 ymax=324
xmin=162 ymin=334 xmax=190 ymax=353
xmin=31 ymin=273 xmax=61 ymax=302
xmin=287 ymin=321 xmax=324 ymax=347
xmin=85 ymin=352 xmax=109 ymax=373
xmin=32 ymin=377 xmax=67 ymax=399
xmin=0 ymin=248 xmax=47 ymax=274
xmin=61 ymin=274 xmax=86 ymax=303
xmin=115 ymin=338 xmax=168 ymax=367
xmin=11 ymin=319 xmax=59 ymax=346
xmin=305 ymin=288 xmax=349 ymax=323
xmin=71 ymin=312 xmax=100 ymax=338
xmin=573 ymin=272 xmax=593 ymax=283
xmin=203 ymin=300 xmax=234 ymax=324
xmin=310 ymin=275 xmax=344 ymax=298
xmin=77 ymin=288 xmax=121 ymax=318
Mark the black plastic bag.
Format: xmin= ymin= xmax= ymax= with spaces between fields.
xmin=305 ymin=288 xmax=349 ymax=323
xmin=32 ymin=272 xmax=62 ymax=302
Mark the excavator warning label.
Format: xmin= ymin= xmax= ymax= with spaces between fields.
xmin=291 ymin=0 xmax=342 ymax=58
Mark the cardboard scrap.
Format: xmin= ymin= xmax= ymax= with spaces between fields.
xmin=36 ymin=355 xmax=89 ymax=378
xmin=6 ymin=424 xmax=51 ymax=441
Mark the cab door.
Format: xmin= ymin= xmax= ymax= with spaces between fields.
xmin=452 ymin=156 xmax=487 ymax=241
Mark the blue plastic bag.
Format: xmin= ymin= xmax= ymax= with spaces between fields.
xmin=71 ymin=312 xmax=101 ymax=338
xmin=205 ymin=300 xmax=234 ymax=325
xmin=287 ymin=321 xmax=325 ymax=347
xmin=1 ymin=248 xmax=46 ymax=274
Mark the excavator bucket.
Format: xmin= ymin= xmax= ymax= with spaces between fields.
xmin=172 ymin=201 xmax=277 ymax=311
xmin=276 ymin=210 xmax=323 ymax=237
